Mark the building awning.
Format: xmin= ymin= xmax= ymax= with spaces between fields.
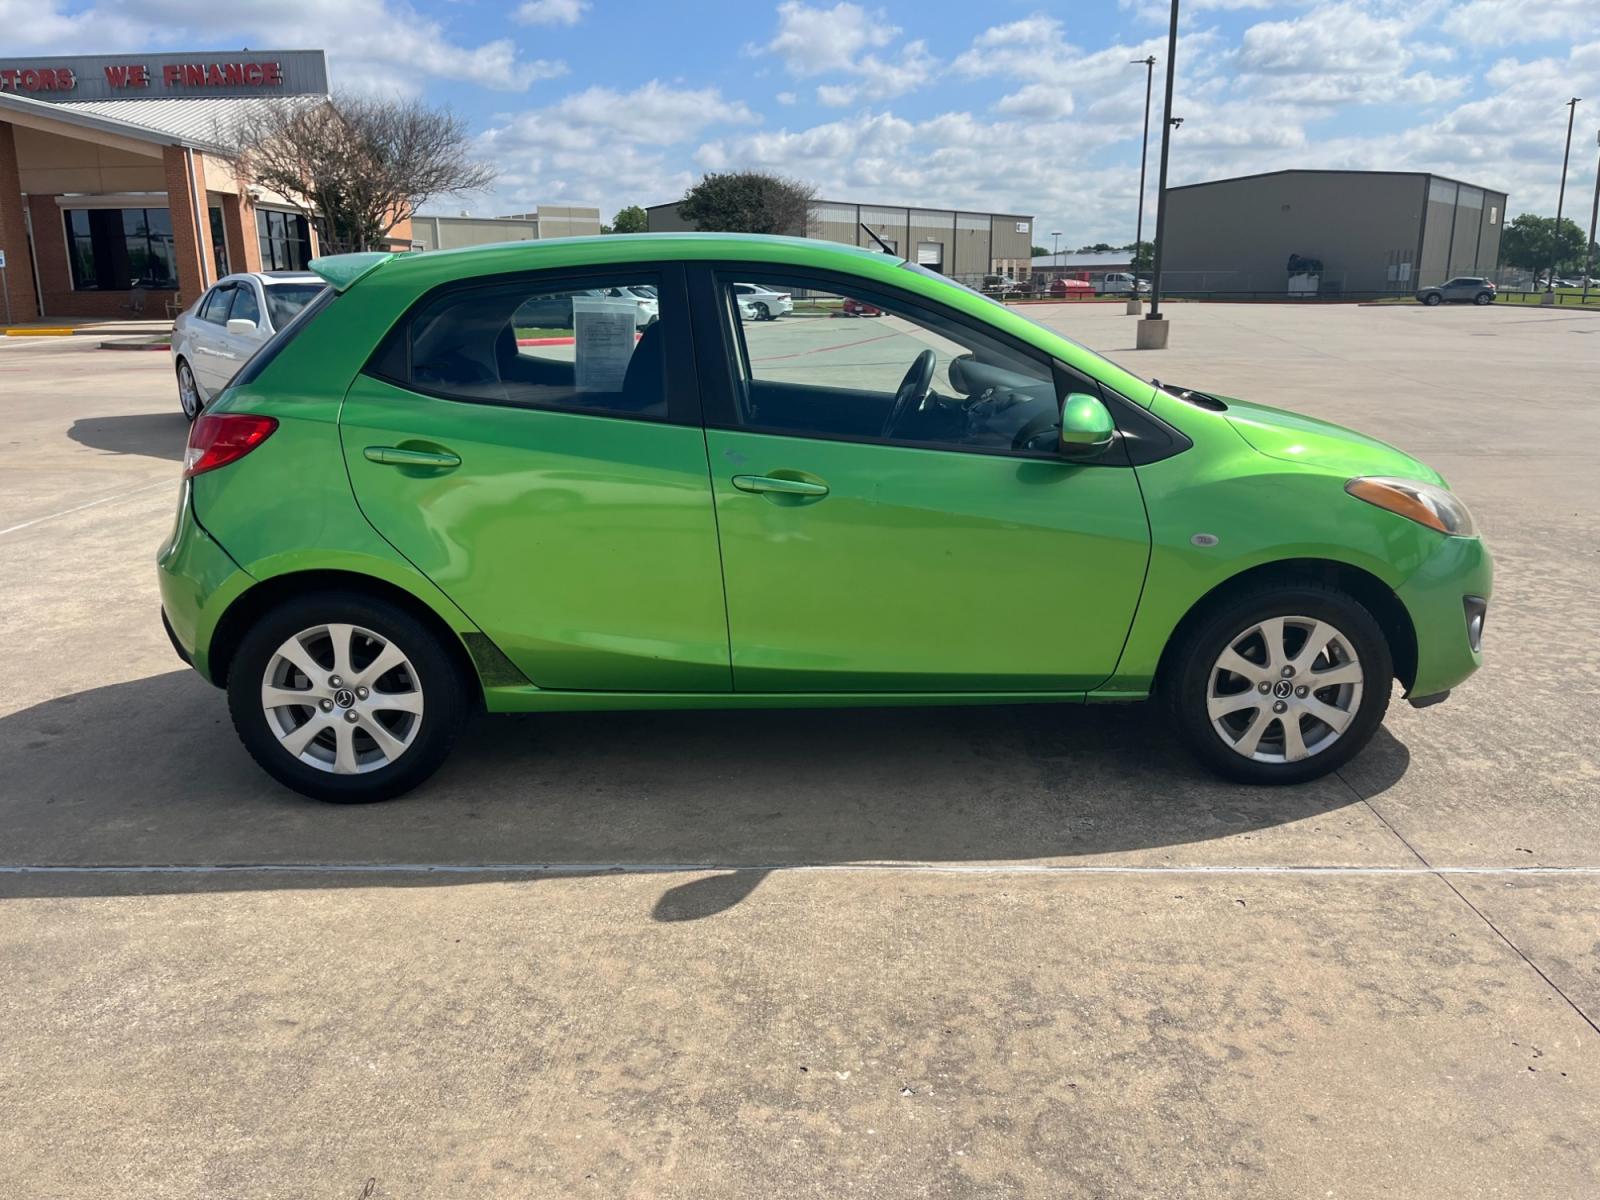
xmin=0 ymin=88 xmax=321 ymax=153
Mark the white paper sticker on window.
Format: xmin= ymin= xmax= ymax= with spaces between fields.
xmin=1015 ymin=221 xmax=1030 ymax=234
xmin=571 ymin=297 xmax=638 ymax=392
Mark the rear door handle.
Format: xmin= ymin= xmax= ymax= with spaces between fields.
xmin=732 ymin=474 xmax=829 ymax=497
xmin=364 ymin=445 xmax=461 ymax=469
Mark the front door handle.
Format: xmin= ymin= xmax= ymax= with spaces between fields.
xmin=732 ymin=474 xmax=829 ymax=497
xmin=364 ymin=445 xmax=461 ymax=469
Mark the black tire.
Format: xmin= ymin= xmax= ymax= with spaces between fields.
xmin=226 ymin=592 xmax=470 ymax=803
xmin=1422 ymin=293 xmax=1442 ymax=306
xmin=755 ymin=302 xmax=771 ymax=320
xmin=176 ymin=358 xmax=203 ymax=422
xmin=1163 ymin=583 xmax=1393 ymax=785
xmin=1474 ymin=292 xmax=1492 ymax=305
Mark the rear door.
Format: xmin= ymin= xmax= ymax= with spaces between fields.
xmin=340 ymin=263 xmax=731 ymax=692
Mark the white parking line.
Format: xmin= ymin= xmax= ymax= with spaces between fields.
xmin=2 ymin=862 xmax=1596 ymax=877
xmin=0 ymin=478 xmax=173 ymax=538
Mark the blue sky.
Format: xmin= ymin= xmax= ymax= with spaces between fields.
xmin=10 ymin=0 xmax=1600 ymax=242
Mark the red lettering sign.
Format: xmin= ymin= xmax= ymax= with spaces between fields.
xmin=243 ymin=62 xmax=263 ymax=85
xmin=130 ymin=64 xmax=148 ymax=87
xmin=163 ymin=64 xmax=180 ymax=87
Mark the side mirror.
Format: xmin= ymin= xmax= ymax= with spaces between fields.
xmin=1059 ymin=392 xmax=1116 ymax=458
xmin=226 ymin=318 xmax=257 ymax=336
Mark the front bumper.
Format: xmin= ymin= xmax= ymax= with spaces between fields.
xmin=156 ymin=480 xmax=253 ymax=684
xmin=1395 ymin=534 xmax=1493 ymax=700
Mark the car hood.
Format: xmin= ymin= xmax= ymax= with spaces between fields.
xmin=1215 ymin=395 xmax=1447 ymax=486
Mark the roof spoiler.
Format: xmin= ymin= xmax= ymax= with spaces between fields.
xmin=308 ymin=251 xmax=395 ymax=293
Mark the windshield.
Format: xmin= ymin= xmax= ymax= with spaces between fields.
xmin=264 ymin=283 xmax=326 ymax=329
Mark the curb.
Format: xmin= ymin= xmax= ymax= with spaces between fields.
xmin=98 ymin=339 xmax=172 ymax=351
xmin=4 ymin=328 xmax=75 ymax=337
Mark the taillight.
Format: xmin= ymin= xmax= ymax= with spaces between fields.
xmin=184 ymin=413 xmax=278 ymax=478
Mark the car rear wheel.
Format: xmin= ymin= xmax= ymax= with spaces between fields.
xmin=1166 ymin=584 xmax=1392 ymax=785
xmin=177 ymin=358 xmax=202 ymax=421
xmin=1422 ymin=293 xmax=1443 ymax=306
xmin=226 ymin=593 xmax=469 ymax=803
xmin=755 ymin=302 xmax=771 ymax=320
xmin=1474 ymin=292 xmax=1493 ymax=305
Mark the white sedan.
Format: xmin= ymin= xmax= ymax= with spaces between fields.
xmin=172 ymin=271 xmax=326 ymax=419
xmin=731 ymin=282 xmax=793 ymax=320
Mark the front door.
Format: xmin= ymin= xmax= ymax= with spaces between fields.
xmin=188 ymin=282 xmax=236 ymax=394
xmin=340 ymin=264 xmax=731 ymax=692
xmin=692 ymin=266 xmax=1151 ymax=693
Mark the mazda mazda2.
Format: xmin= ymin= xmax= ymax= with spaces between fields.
xmin=157 ymin=234 xmax=1491 ymax=803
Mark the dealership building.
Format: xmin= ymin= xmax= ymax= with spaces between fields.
xmin=0 ymin=50 xmax=600 ymax=321
xmin=1157 ymin=169 xmax=1510 ymax=298
xmin=646 ymin=198 xmax=1036 ymax=285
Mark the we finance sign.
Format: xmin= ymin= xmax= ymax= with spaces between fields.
xmin=0 ymin=50 xmax=327 ymax=102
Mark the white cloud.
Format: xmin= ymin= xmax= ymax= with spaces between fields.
xmin=952 ymin=14 xmax=1078 ymax=81
xmin=516 ymin=0 xmax=588 ymax=25
xmin=994 ymin=82 xmax=1075 ymax=119
xmin=815 ymin=39 xmax=936 ymax=106
xmin=759 ymin=1 xmax=897 ymax=76
xmin=777 ymin=91 xmax=799 ymax=105
xmin=1442 ymin=0 xmax=1597 ymax=45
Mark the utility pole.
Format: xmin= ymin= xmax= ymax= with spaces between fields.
xmin=1548 ymin=96 xmax=1580 ymax=301
xmin=1137 ymin=0 xmax=1180 ymax=349
xmin=1129 ymin=54 xmax=1157 ymax=315
xmin=1583 ymin=129 xmax=1599 ymax=304
xmin=1051 ymin=230 xmax=1061 ymax=258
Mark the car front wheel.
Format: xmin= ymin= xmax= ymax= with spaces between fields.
xmin=177 ymin=358 xmax=203 ymax=421
xmin=1422 ymin=293 xmax=1443 ymax=306
xmin=1166 ymin=584 xmax=1393 ymax=784
xmin=226 ymin=593 xmax=469 ymax=802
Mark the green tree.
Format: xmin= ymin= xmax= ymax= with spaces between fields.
xmin=1126 ymin=240 xmax=1154 ymax=274
xmin=1030 ymin=244 xmax=1051 ymax=257
xmin=677 ymin=171 xmax=816 ymax=235
xmin=1076 ymin=242 xmax=1116 ymax=253
xmin=1500 ymin=213 xmax=1586 ymax=280
xmin=609 ymin=204 xmax=649 ymax=234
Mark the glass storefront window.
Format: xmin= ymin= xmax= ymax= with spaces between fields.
xmin=63 ymin=208 xmax=178 ymax=290
xmin=256 ymin=209 xmax=313 ymax=271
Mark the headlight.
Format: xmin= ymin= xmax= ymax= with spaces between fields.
xmin=1346 ymin=476 xmax=1477 ymax=536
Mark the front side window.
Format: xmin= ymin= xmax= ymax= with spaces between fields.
xmin=716 ymin=272 xmax=1063 ymax=456
xmin=63 ymin=207 xmax=177 ymax=290
xmin=383 ymin=274 xmax=666 ymax=418
xmin=229 ymin=284 xmax=261 ymax=326
xmin=198 ymin=284 xmax=234 ymax=324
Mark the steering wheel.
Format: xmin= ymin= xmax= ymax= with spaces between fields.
xmin=880 ymin=349 xmax=937 ymax=439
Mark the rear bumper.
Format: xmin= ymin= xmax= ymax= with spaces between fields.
xmin=156 ymin=480 xmax=253 ymax=684
xmin=1395 ymin=535 xmax=1493 ymax=700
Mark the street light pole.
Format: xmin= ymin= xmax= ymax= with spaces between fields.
xmin=1137 ymin=0 xmax=1181 ymax=349
xmin=1548 ymin=96 xmax=1580 ymax=298
xmin=1128 ymin=54 xmax=1157 ymax=315
xmin=1052 ymin=230 xmax=1061 ymax=258
xmin=1583 ymin=129 xmax=1600 ymax=304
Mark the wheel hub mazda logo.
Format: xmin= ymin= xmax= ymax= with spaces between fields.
xmin=334 ymin=688 xmax=356 ymax=708
xmin=1273 ymin=680 xmax=1294 ymax=699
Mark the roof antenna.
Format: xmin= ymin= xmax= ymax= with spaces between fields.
xmin=859 ymin=222 xmax=896 ymax=254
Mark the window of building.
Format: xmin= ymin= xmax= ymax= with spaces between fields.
xmin=256 ymin=209 xmax=313 ymax=271
xmin=377 ymin=274 xmax=667 ymax=419
xmin=208 ymin=206 xmax=229 ymax=277
xmin=716 ymin=272 xmax=1063 ymax=457
xmin=63 ymin=207 xmax=177 ymax=290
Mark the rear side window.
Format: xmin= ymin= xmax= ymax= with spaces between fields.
xmin=383 ymin=274 xmax=667 ymax=419
xmin=264 ymin=283 xmax=325 ymax=329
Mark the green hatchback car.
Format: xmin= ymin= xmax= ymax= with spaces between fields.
xmin=157 ymin=233 xmax=1490 ymax=802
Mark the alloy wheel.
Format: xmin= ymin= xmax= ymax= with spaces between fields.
xmin=260 ymin=623 xmax=425 ymax=774
xmin=1205 ymin=615 xmax=1364 ymax=763
xmin=178 ymin=361 xmax=201 ymax=420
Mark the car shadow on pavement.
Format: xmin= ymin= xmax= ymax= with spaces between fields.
xmin=67 ymin=411 xmax=188 ymax=461
xmin=0 ymin=670 xmax=1410 ymax=917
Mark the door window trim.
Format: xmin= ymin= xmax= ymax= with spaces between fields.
xmin=687 ymin=261 xmax=1125 ymax=465
xmin=361 ymin=261 xmax=703 ymax=428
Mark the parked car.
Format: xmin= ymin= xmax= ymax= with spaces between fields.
xmin=1416 ymin=277 xmax=1496 ymax=305
xmin=512 ymin=286 xmax=658 ymax=332
xmin=159 ymin=233 xmax=1491 ymax=802
xmin=732 ymin=282 xmax=793 ymax=320
xmin=840 ymin=296 xmax=885 ymax=316
xmin=171 ymin=272 xmax=325 ymax=419
xmin=1093 ymin=272 xmax=1150 ymax=296
xmin=1048 ymin=277 xmax=1096 ymax=298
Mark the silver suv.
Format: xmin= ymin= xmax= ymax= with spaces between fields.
xmin=1416 ymin=277 xmax=1496 ymax=306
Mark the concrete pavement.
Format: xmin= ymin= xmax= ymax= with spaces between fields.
xmin=1 ymin=303 xmax=1597 ymax=1197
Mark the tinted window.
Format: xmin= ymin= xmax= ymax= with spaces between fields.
xmin=230 ymin=287 xmax=338 ymax=391
xmin=198 ymin=285 xmax=234 ymax=324
xmin=717 ymin=272 xmax=1063 ymax=455
xmin=264 ymin=283 xmax=324 ymax=329
xmin=229 ymin=284 xmax=261 ymax=326
xmin=396 ymin=275 xmax=666 ymax=418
